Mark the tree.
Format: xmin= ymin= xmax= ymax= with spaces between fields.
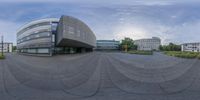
xmin=12 ymin=46 xmax=17 ymax=51
xmin=160 ymin=43 xmax=181 ymax=51
xmin=120 ymin=37 xmax=137 ymax=51
xmin=159 ymin=45 xmax=163 ymax=51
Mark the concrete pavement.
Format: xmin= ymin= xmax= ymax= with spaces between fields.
xmin=0 ymin=52 xmax=200 ymax=100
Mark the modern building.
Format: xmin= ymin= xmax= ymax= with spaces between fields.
xmin=17 ymin=15 xmax=96 ymax=56
xmin=96 ymin=40 xmax=120 ymax=50
xmin=181 ymin=43 xmax=200 ymax=52
xmin=0 ymin=43 xmax=13 ymax=53
xmin=134 ymin=37 xmax=161 ymax=51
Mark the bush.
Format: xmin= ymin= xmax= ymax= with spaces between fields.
xmin=164 ymin=51 xmax=199 ymax=59
xmin=0 ymin=53 xmax=5 ymax=59
xmin=128 ymin=50 xmax=153 ymax=55
xmin=198 ymin=54 xmax=200 ymax=59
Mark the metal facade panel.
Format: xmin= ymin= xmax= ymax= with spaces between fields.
xmin=56 ymin=16 xmax=96 ymax=48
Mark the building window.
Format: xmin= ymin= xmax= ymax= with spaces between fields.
xmin=27 ymin=49 xmax=37 ymax=53
xmin=52 ymin=34 xmax=55 ymax=42
xmin=51 ymin=23 xmax=58 ymax=32
xmin=82 ymin=32 xmax=85 ymax=39
xmin=36 ymin=34 xmax=39 ymax=38
xmin=38 ymin=48 xmax=49 ymax=54
xmin=39 ymin=32 xmax=50 ymax=37
xmin=68 ymin=26 xmax=75 ymax=34
xmin=77 ymin=30 xmax=81 ymax=37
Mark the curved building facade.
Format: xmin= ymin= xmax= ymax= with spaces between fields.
xmin=17 ymin=15 xmax=96 ymax=56
xmin=56 ymin=16 xmax=96 ymax=48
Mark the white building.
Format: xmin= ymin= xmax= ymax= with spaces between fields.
xmin=181 ymin=43 xmax=200 ymax=52
xmin=134 ymin=37 xmax=161 ymax=51
xmin=0 ymin=43 xmax=13 ymax=53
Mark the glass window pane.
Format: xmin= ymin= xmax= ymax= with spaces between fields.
xmin=38 ymin=48 xmax=49 ymax=53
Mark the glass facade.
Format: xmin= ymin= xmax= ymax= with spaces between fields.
xmin=17 ymin=19 xmax=58 ymax=55
xmin=20 ymin=48 xmax=50 ymax=54
xmin=96 ymin=40 xmax=120 ymax=50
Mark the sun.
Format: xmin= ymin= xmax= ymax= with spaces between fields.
xmin=113 ymin=25 xmax=148 ymax=40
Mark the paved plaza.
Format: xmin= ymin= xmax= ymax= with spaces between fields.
xmin=0 ymin=52 xmax=200 ymax=100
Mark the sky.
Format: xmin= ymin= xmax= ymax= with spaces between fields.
xmin=0 ymin=0 xmax=200 ymax=45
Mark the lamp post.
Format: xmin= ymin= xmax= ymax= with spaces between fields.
xmin=1 ymin=35 xmax=3 ymax=56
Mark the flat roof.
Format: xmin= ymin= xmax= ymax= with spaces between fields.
xmin=181 ymin=42 xmax=200 ymax=45
xmin=97 ymin=40 xmax=120 ymax=42
xmin=134 ymin=37 xmax=161 ymax=41
xmin=0 ymin=42 xmax=13 ymax=44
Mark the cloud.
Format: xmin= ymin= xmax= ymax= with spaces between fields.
xmin=0 ymin=20 xmax=21 ymax=45
xmin=167 ymin=21 xmax=200 ymax=44
xmin=0 ymin=0 xmax=199 ymax=6
xmin=0 ymin=2 xmax=200 ymax=45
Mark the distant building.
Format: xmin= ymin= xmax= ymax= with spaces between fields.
xmin=96 ymin=40 xmax=120 ymax=50
xmin=0 ymin=43 xmax=13 ymax=53
xmin=181 ymin=43 xmax=200 ymax=52
xmin=134 ymin=37 xmax=161 ymax=51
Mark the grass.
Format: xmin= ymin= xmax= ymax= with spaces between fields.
xmin=198 ymin=54 xmax=200 ymax=59
xmin=164 ymin=51 xmax=200 ymax=59
xmin=128 ymin=50 xmax=153 ymax=55
xmin=0 ymin=53 xmax=5 ymax=59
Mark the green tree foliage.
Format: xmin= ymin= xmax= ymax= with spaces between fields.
xmin=0 ymin=53 xmax=4 ymax=59
xmin=160 ymin=43 xmax=181 ymax=51
xmin=13 ymin=46 xmax=17 ymax=51
xmin=120 ymin=37 xmax=137 ymax=51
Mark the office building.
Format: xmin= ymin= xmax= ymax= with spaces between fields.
xmin=181 ymin=43 xmax=200 ymax=52
xmin=0 ymin=43 xmax=13 ymax=53
xmin=96 ymin=40 xmax=120 ymax=50
xmin=134 ymin=37 xmax=161 ymax=51
xmin=17 ymin=15 xmax=96 ymax=56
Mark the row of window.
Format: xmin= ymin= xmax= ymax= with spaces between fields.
xmin=97 ymin=46 xmax=119 ymax=49
xmin=17 ymin=32 xmax=51 ymax=44
xmin=184 ymin=44 xmax=200 ymax=46
xmin=0 ymin=48 xmax=9 ymax=50
xmin=17 ymin=22 xmax=58 ymax=41
xmin=185 ymin=47 xmax=199 ymax=48
xmin=18 ymin=27 xmax=51 ymax=40
xmin=97 ymin=42 xmax=119 ymax=44
xmin=136 ymin=42 xmax=160 ymax=44
xmin=138 ymin=45 xmax=159 ymax=49
xmin=64 ymin=26 xmax=88 ymax=39
xmin=17 ymin=22 xmax=51 ymax=36
xmin=97 ymin=42 xmax=119 ymax=46
xmin=19 ymin=48 xmax=50 ymax=54
xmin=139 ymin=46 xmax=158 ymax=48
xmin=136 ymin=40 xmax=160 ymax=42
xmin=0 ymin=45 xmax=11 ymax=47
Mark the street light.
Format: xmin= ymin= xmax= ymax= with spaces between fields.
xmin=1 ymin=34 xmax=3 ymax=56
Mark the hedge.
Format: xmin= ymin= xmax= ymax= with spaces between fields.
xmin=164 ymin=51 xmax=199 ymax=59
xmin=0 ymin=53 xmax=5 ymax=59
xmin=128 ymin=50 xmax=153 ymax=55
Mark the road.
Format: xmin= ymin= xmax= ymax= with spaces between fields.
xmin=0 ymin=52 xmax=200 ymax=100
